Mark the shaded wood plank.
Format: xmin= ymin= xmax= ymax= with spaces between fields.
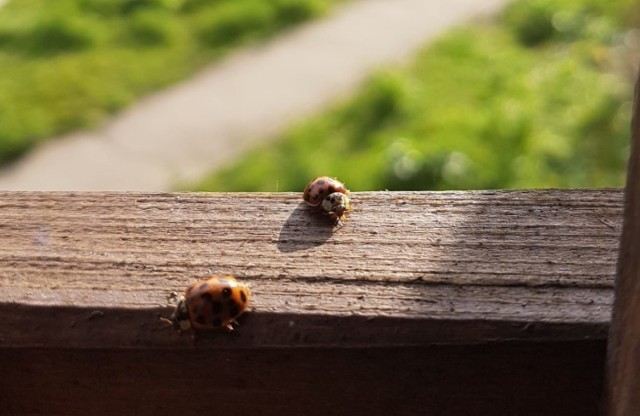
xmin=607 ymin=71 xmax=640 ymax=414
xmin=0 ymin=189 xmax=622 ymax=348
xmin=0 ymin=342 xmax=606 ymax=416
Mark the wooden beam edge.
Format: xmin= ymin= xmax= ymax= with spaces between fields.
xmin=1 ymin=302 xmax=609 ymax=349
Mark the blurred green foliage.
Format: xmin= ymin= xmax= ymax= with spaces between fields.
xmin=0 ymin=0 xmax=342 ymax=163
xmin=197 ymin=0 xmax=638 ymax=192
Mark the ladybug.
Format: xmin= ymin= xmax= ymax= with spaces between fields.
xmin=170 ymin=275 xmax=250 ymax=333
xmin=303 ymin=176 xmax=351 ymax=224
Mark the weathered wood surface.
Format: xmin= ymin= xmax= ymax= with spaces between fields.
xmin=607 ymin=72 xmax=640 ymax=415
xmin=0 ymin=190 xmax=622 ymax=348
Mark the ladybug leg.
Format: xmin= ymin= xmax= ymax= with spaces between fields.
xmin=159 ymin=316 xmax=174 ymax=329
xmin=222 ymin=319 xmax=242 ymax=333
xmin=327 ymin=212 xmax=345 ymax=226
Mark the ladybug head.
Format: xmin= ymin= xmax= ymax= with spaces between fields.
xmin=170 ymin=296 xmax=192 ymax=332
xmin=322 ymin=192 xmax=350 ymax=217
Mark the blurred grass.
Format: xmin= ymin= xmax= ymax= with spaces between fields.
xmin=0 ymin=0 xmax=343 ymax=163
xmin=197 ymin=0 xmax=639 ymax=192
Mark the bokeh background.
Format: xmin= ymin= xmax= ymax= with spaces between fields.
xmin=0 ymin=0 xmax=638 ymax=191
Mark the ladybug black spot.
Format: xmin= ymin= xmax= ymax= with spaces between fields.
xmin=212 ymin=300 xmax=223 ymax=314
xmin=195 ymin=314 xmax=206 ymax=325
xmin=228 ymin=300 xmax=240 ymax=318
xmin=221 ymin=287 xmax=232 ymax=298
xmin=201 ymin=292 xmax=213 ymax=302
xmin=240 ymin=290 xmax=247 ymax=304
xmin=317 ymin=180 xmax=325 ymax=186
xmin=199 ymin=283 xmax=209 ymax=291
xmin=328 ymin=186 xmax=335 ymax=194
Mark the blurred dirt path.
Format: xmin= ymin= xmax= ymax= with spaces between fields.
xmin=0 ymin=0 xmax=510 ymax=191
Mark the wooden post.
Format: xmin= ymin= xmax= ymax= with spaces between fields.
xmin=607 ymin=69 xmax=640 ymax=414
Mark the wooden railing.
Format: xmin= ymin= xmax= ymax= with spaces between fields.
xmin=0 ymin=189 xmax=623 ymax=415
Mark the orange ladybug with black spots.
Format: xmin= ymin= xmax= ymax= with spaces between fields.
xmin=170 ymin=275 xmax=250 ymax=333
xmin=303 ymin=176 xmax=351 ymax=224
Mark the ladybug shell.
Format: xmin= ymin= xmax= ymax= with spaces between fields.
xmin=184 ymin=275 xmax=250 ymax=330
xmin=303 ymin=176 xmax=349 ymax=207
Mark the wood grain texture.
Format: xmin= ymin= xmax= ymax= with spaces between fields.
xmin=0 ymin=190 xmax=622 ymax=348
xmin=607 ymin=72 xmax=640 ymax=415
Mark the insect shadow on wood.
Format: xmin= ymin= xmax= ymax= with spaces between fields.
xmin=277 ymin=202 xmax=338 ymax=252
